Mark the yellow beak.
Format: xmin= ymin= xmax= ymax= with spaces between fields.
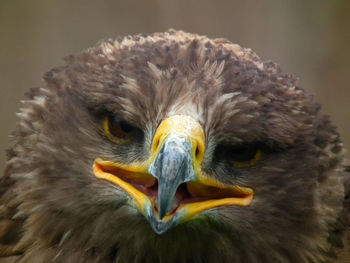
xmin=93 ymin=115 xmax=253 ymax=234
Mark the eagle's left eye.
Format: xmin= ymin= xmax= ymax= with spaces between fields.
xmin=216 ymin=144 xmax=262 ymax=168
xmin=104 ymin=116 xmax=141 ymax=145
xmin=228 ymin=144 xmax=262 ymax=168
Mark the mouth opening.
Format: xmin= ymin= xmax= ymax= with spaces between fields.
xmin=94 ymin=161 xmax=252 ymax=218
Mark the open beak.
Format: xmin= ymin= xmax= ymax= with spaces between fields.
xmin=93 ymin=115 xmax=253 ymax=234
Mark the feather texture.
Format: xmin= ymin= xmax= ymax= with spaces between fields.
xmin=0 ymin=30 xmax=349 ymax=263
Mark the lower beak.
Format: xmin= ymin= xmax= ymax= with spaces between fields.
xmin=93 ymin=115 xmax=253 ymax=234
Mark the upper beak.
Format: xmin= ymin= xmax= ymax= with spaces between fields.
xmin=93 ymin=115 xmax=253 ymax=234
xmin=148 ymin=135 xmax=195 ymax=218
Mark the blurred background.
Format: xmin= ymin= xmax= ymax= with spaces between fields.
xmin=0 ymin=0 xmax=349 ymax=171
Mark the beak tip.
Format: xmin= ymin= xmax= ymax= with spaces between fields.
xmin=157 ymin=198 xmax=170 ymax=219
xmin=158 ymin=211 xmax=165 ymax=220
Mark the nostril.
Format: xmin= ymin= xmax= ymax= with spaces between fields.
xmin=154 ymin=137 xmax=160 ymax=150
xmin=194 ymin=142 xmax=205 ymax=162
xmin=195 ymin=145 xmax=201 ymax=159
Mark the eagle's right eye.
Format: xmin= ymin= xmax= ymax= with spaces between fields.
xmin=104 ymin=116 xmax=140 ymax=145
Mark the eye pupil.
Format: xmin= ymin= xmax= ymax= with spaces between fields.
xmin=119 ymin=121 xmax=134 ymax=133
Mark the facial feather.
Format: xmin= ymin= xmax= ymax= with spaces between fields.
xmin=1 ymin=30 xmax=348 ymax=263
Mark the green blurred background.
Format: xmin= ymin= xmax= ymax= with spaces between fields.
xmin=1 ymin=0 xmax=349 ymax=171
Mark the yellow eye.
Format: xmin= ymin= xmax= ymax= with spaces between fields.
xmin=218 ymin=144 xmax=262 ymax=168
xmin=231 ymin=148 xmax=262 ymax=168
xmin=104 ymin=116 xmax=139 ymax=145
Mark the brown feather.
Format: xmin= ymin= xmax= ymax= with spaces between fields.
xmin=1 ymin=30 xmax=349 ymax=263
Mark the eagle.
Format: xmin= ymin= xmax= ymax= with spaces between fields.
xmin=0 ymin=30 xmax=349 ymax=263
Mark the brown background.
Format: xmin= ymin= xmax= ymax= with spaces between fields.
xmin=0 ymin=0 xmax=349 ymax=171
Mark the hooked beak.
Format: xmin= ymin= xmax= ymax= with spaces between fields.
xmin=93 ymin=115 xmax=253 ymax=234
xmin=148 ymin=135 xmax=196 ymax=219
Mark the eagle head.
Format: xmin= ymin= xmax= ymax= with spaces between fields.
xmin=2 ymin=30 xmax=348 ymax=263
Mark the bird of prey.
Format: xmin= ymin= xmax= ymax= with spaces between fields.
xmin=0 ymin=30 xmax=349 ymax=263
